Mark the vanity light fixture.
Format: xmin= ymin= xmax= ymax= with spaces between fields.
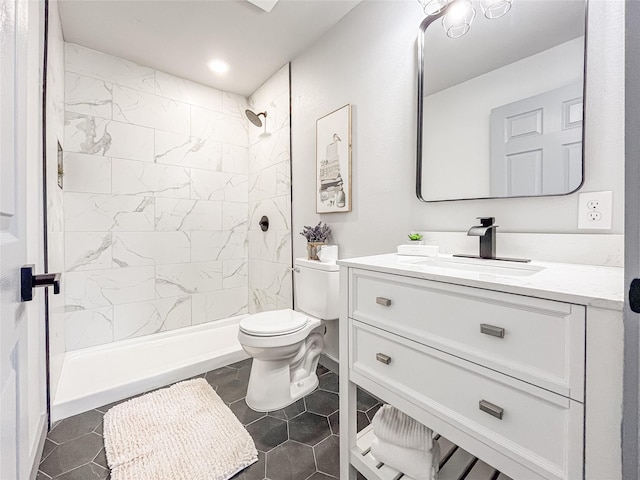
xmin=479 ymin=0 xmax=512 ymax=18
xmin=207 ymin=59 xmax=230 ymax=74
xmin=419 ymin=0 xmax=511 ymax=38
xmin=442 ymin=0 xmax=476 ymax=38
xmin=418 ymin=0 xmax=450 ymax=15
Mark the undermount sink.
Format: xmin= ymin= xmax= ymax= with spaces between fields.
xmin=408 ymin=256 xmax=545 ymax=277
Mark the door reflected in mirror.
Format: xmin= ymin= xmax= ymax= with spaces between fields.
xmin=417 ymin=0 xmax=586 ymax=202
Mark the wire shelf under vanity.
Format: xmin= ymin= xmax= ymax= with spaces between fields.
xmin=352 ymin=426 xmax=513 ymax=480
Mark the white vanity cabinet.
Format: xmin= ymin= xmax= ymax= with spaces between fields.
xmin=338 ymin=255 xmax=624 ymax=480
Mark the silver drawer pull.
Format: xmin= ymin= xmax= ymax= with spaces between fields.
xmin=376 ymin=353 xmax=392 ymax=365
xmin=480 ymin=323 xmax=505 ymax=338
xmin=376 ymin=297 xmax=392 ymax=307
xmin=479 ymin=400 xmax=504 ymax=420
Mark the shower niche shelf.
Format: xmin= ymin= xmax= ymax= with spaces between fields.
xmin=353 ymin=425 xmax=512 ymax=480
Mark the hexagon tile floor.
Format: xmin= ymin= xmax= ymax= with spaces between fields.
xmin=37 ymin=360 xmax=380 ymax=480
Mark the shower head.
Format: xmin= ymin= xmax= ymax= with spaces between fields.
xmin=245 ymin=109 xmax=267 ymax=127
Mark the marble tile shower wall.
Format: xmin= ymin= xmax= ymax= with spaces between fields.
xmin=61 ymin=43 xmax=288 ymax=352
xmin=247 ymin=65 xmax=292 ymax=313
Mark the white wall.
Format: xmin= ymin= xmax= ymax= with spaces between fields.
xmin=291 ymin=0 xmax=624 ymax=261
xmin=423 ymin=37 xmax=584 ymax=200
xmin=291 ymin=0 xmax=624 ymax=359
xmin=59 ymin=45 xmax=292 ymax=353
xmin=62 ymin=44 xmax=251 ymax=351
xmin=247 ymin=65 xmax=293 ymax=313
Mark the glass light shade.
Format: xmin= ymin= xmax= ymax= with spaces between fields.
xmin=419 ymin=0 xmax=450 ymax=16
xmin=442 ymin=0 xmax=476 ymax=38
xmin=480 ymin=0 xmax=512 ymax=18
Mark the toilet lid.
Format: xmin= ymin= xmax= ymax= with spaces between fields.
xmin=239 ymin=309 xmax=309 ymax=336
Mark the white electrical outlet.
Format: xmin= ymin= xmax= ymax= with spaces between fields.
xmin=578 ymin=191 xmax=613 ymax=230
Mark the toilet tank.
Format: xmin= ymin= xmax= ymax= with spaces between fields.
xmin=294 ymin=258 xmax=340 ymax=320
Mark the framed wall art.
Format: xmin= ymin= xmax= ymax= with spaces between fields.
xmin=316 ymin=104 xmax=352 ymax=213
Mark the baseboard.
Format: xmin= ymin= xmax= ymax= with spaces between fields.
xmin=29 ymin=412 xmax=48 ymax=480
xmin=319 ymin=353 xmax=339 ymax=375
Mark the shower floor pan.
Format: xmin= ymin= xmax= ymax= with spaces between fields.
xmin=51 ymin=315 xmax=248 ymax=422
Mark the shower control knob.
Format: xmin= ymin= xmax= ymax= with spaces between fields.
xmin=259 ymin=216 xmax=269 ymax=232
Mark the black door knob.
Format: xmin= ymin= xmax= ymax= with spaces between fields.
xmin=630 ymin=279 xmax=640 ymax=313
xmin=21 ymin=265 xmax=61 ymax=302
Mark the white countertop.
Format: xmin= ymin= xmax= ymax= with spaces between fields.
xmin=337 ymin=253 xmax=624 ymax=311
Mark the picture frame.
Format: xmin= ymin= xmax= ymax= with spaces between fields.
xmin=316 ymin=104 xmax=352 ymax=213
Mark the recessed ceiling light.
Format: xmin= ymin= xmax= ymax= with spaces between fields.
xmin=207 ymin=59 xmax=230 ymax=74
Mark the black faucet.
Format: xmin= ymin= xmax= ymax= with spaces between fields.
xmin=453 ymin=217 xmax=531 ymax=263
xmin=467 ymin=217 xmax=497 ymax=259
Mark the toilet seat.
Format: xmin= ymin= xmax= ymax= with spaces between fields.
xmin=239 ymin=309 xmax=309 ymax=337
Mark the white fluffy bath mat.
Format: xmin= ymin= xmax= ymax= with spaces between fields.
xmin=103 ymin=378 xmax=258 ymax=480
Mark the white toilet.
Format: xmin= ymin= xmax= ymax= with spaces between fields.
xmin=238 ymin=258 xmax=339 ymax=412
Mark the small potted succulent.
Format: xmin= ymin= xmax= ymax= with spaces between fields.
xmin=407 ymin=233 xmax=424 ymax=245
xmin=300 ymin=222 xmax=331 ymax=260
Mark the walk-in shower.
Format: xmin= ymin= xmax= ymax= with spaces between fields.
xmin=47 ymin=42 xmax=293 ymax=420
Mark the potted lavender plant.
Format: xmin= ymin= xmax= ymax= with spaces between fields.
xmin=300 ymin=222 xmax=331 ymax=260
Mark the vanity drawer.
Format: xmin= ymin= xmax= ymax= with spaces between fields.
xmin=350 ymin=320 xmax=583 ymax=480
xmin=349 ymin=269 xmax=585 ymax=400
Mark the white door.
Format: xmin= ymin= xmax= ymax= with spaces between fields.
xmin=489 ymin=82 xmax=583 ymax=197
xmin=1 ymin=0 xmax=48 ymax=478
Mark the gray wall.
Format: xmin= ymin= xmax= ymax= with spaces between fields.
xmin=291 ymin=0 xmax=625 ymax=262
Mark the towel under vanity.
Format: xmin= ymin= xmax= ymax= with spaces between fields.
xmin=370 ymin=405 xmax=439 ymax=480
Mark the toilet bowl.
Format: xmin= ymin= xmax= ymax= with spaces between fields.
xmin=239 ymin=309 xmax=325 ymax=411
xmin=238 ymin=258 xmax=339 ymax=412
